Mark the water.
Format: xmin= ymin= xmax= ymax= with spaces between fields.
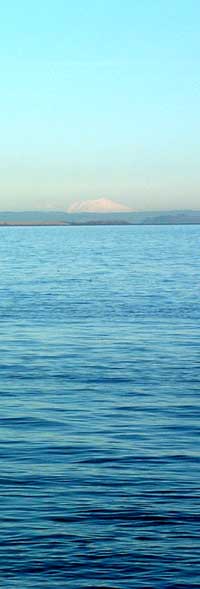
xmin=0 ymin=225 xmax=199 ymax=588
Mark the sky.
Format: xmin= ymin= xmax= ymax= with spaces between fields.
xmin=0 ymin=0 xmax=200 ymax=211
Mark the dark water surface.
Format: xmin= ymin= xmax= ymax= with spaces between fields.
xmin=0 ymin=225 xmax=199 ymax=588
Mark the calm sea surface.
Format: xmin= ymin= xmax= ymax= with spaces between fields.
xmin=0 ymin=225 xmax=199 ymax=588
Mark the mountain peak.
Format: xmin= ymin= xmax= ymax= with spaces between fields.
xmin=68 ymin=198 xmax=132 ymax=213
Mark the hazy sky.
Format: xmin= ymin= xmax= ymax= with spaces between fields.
xmin=0 ymin=1 xmax=200 ymax=211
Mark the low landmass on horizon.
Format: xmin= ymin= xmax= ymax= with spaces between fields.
xmin=1 ymin=208 xmax=200 ymax=226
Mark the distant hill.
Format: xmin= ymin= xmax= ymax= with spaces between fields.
xmin=68 ymin=198 xmax=132 ymax=213
xmin=0 ymin=209 xmax=200 ymax=225
xmin=141 ymin=210 xmax=200 ymax=225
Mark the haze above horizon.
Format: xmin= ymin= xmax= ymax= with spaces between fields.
xmin=0 ymin=1 xmax=200 ymax=211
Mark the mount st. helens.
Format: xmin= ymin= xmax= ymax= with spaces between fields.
xmin=67 ymin=198 xmax=132 ymax=213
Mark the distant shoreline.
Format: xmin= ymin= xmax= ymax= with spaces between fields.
xmin=0 ymin=221 xmax=68 ymax=227
xmin=1 ymin=220 xmax=200 ymax=227
xmin=0 ymin=221 xmax=132 ymax=227
xmin=1 ymin=209 xmax=200 ymax=226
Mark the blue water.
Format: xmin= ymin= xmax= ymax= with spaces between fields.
xmin=0 ymin=225 xmax=199 ymax=588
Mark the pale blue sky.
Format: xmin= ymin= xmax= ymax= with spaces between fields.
xmin=0 ymin=0 xmax=200 ymax=210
